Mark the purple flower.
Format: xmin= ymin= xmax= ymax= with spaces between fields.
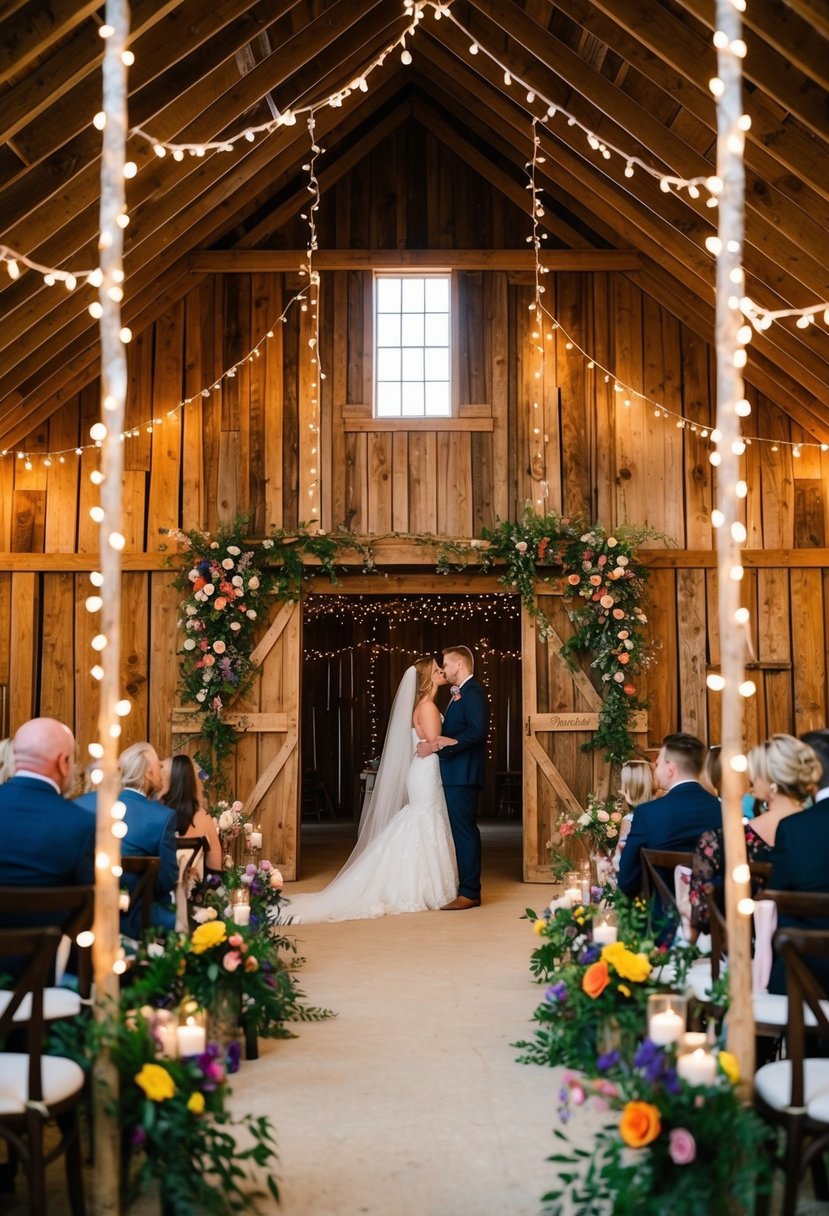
xmin=597 ymin=1049 xmax=620 ymax=1072
xmin=245 ymin=864 xmax=257 ymax=876
xmin=131 ymin=1125 xmax=147 ymax=1149
xmin=669 ymin=1127 xmax=697 ymax=1165
xmin=579 ymin=944 xmax=601 ymax=965
xmin=634 ymin=1038 xmax=669 ymax=1086
xmin=545 ymin=981 xmax=569 ymax=1003
xmin=226 ymin=1040 xmax=242 ymax=1074
xmin=590 ymin=885 xmax=603 ymax=901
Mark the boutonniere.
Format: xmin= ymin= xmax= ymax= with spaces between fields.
xmin=450 ymin=685 xmax=461 ymax=702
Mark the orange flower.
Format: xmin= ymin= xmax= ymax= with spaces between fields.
xmin=623 ymin=684 xmax=637 ymax=696
xmin=618 ymin=652 xmax=630 ymax=664
xmin=582 ymin=959 xmax=611 ymax=999
xmin=619 ymin=1101 xmax=661 ymax=1148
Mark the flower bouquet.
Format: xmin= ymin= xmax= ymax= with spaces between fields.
xmin=544 ymin=1040 xmax=770 ymax=1215
xmin=209 ymin=798 xmax=248 ymax=866
xmin=555 ymin=793 xmax=624 ymax=858
xmin=191 ymin=859 xmax=286 ymax=935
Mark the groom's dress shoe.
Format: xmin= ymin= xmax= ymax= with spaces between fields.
xmin=441 ymin=896 xmax=481 ymax=910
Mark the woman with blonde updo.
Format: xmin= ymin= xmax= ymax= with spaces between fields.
xmin=0 ymin=738 xmax=14 ymax=785
xmin=689 ymin=733 xmax=820 ymax=933
xmin=612 ymin=759 xmax=654 ymax=873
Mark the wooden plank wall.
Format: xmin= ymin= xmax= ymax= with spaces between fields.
xmin=1 ymin=124 xmax=829 ymax=767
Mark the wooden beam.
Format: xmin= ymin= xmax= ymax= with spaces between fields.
xmin=188 ymin=249 xmax=642 ymax=272
xmin=343 ymin=418 xmax=495 ymax=433
xmin=671 ymin=0 xmax=829 ymax=116
xmin=574 ymin=0 xmax=829 ymax=204
xmin=781 ymin=0 xmax=829 ymax=40
xmin=0 ymin=1 xmax=103 ymax=88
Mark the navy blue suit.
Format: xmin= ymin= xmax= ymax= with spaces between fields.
xmin=75 ymin=788 xmax=178 ymax=938
xmin=618 ymin=780 xmax=722 ymax=898
xmin=768 ymin=803 xmax=829 ymax=994
xmin=439 ymin=676 xmax=489 ymax=900
xmin=0 ymin=775 xmax=95 ymax=891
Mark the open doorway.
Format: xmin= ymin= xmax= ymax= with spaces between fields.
xmin=300 ymin=592 xmax=522 ymax=834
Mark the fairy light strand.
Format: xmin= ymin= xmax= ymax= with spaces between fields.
xmin=526 ymin=118 xmax=550 ymax=512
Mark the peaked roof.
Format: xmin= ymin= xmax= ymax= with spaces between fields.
xmin=1 ymin=0 xmax=827 ymax=449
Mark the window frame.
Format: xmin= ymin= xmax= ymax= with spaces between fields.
xmin=372 ymin=270 xmax=458 ymax=420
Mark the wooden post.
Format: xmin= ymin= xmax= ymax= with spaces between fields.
xmin=713 ymin=0 xmax=754 ymax=1085
xmin=92 ymin=3 xmax=130 ymax=1212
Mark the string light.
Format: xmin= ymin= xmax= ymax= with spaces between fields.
xmin=526 ymin=118 xmax=550 ymax=513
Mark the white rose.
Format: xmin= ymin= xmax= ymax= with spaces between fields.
xmin=606 ymin=537 xmax=618 ymax=547
xmin=625 ymin=640 xmax=634 ymax=650
xmin=221 ymin=558 xmax=234 ymax=570
xmin=616 ymin=555 xmax=629 ymax=567
xmin=227 ymin=545 xmax=241 ymax=556
xmin=578 ymin=813 xmax=591 ymax=826
xmin=218 ymin=810 xmax=235 ymax=830
xmin=203 ymin=583 xmax=215 ymax=596
xmin=210 ymin=542 xmax=220 ymax=550
xmin=232 ymin=575 xmax=243 ymax=588
xmin=262 ymin=539 xmax=274 ymax=549
xmin=194 ymin=591 xmax=205 ymax=603
xmin=247 ymin=610 xmax=257 ymax=620
xmin=186 ymin=605 xmax=198 ymax=616
xmin=192 ymin=907 xmax=212 ymax=923
xmin=196 ymin=690 xmax=207 ymax=702
xmin=183 ymin=638 xmax=196 ymax=651
xmin=230 ymin=621 xmax=242 ymax=631
xmin=232 ymin=801 xmax=243 ymax=812
xmin=248 ymin=576 xmax=260 ymax=590
xmin=188 ymin=569 xmax=200 ymax=582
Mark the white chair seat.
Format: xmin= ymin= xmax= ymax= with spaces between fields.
xmin=755 ymin=1058 xmax=829 ymax=1122
xmin=0 ymin=1054 xmax=85 ymax=1116
xmin=752 ymin=992 xmax=829 ymax=1029
xmin=0 ymin=987 xmax=82 ymax=1023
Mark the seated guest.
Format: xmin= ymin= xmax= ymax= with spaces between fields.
xmin=76 ymin=741 xmax=178 ymax=938
xmin=618 ymin=731 xmax=721 ymax=898
xmin=161 ymin=755 xmax=222 ymax=871
xmin=0 ymin=717 xmax=94 ymax=889
xmin=612 ymin=759 xmax=654 ymax=873
xmin=768 ymin=728 xmax=829 ymax=994
xmin=688 ymin=734 xmax=819 ymax=935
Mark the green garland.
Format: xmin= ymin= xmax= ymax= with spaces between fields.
xmin=171 ymin=509 xmax=653 ymax=793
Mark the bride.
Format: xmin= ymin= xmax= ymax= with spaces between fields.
xmin=282 ymin=656 xmax=458 ymax=923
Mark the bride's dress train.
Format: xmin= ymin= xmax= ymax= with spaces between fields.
xmin=283 ymin=730 xmax=457 ymax=924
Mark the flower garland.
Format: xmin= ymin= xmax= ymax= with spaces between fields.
xmin=172 ymin=509 xmax=653 ymax=793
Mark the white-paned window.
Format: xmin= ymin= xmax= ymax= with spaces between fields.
xmin=374 ymin=273 xmax=451 ymax=417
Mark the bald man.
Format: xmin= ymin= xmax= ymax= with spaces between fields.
xmin=0 ymin=717 xmax=95 ymax=888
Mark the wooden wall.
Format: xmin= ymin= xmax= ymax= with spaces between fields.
xmin=1 ymin=120 xmax=828 ymax=778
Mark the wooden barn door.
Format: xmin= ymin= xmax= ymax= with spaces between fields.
xmin=173 ymin=598 xmax=302 ymax=880
xmin=522 ymin=589 xmax=647 ymax=881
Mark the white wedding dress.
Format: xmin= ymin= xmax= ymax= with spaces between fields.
xmin=282 ymin=671 xmax=458 ymax=923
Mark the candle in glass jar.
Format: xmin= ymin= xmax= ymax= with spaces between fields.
xmin=232 ymin=902 xmax=251 ymax=926
xmin=250 ymin=830 xmax=263 ymax=849
xmin=592 ymin=922 xmax=618 ymax=945
xmin=677 ymin=1047 xmax=717 ymax=1086
xmin=649 ymin=1007 xmax=684 ymax=1045
xmin=176 ymin=1017 xmax=206 ymax=1057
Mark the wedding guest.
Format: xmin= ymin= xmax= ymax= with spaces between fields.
xmin=688 ymin=734 xmax=819 ymax=935
xmin=800 ymin=729 xmax=829 ymax=804
xmin=161 ymin=755 xmax=222 ymax=871
xmin=0 ymin=737 xmax=14 ymax=784
xmin=612 ymin=759 xmax=654 ymax=872
xmin=0 ymin=717 xmax=94 ymax=889
xmin=617 ymin=732 xmax=721 ymax=898
xmin=76 ymin=741 xmax=178 ymax=937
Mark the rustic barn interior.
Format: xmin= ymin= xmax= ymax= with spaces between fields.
xmin=1 ymin=0 xmax=828 ymax=883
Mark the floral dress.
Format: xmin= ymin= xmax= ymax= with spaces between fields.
xmin=688 ymin=824 xmax=772 ymax=931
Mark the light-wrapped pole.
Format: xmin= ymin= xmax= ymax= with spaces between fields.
xmin=93 ymin=3 xmax=130 ymax=1211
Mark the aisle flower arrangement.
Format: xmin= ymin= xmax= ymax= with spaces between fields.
xmin=544 ymin=1040 xmax=770 ymax=1215
xmin=516 ymin=895 xmax=698 ymax=1074
xmin=555 ymin=793 xmax=624 ymax=857
xmin=190 ymin=859 xmax=285 ymax=934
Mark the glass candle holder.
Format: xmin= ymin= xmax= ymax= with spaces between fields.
xmin=150 ymin=1007 xmax=178 ymax=1059
xmin=647 ymin=992 xmax=688 ymax=1045
xmin=564 ymin=871 xmax=582 ymax=906
xmin=176 ymin=1009 xmax=207 ymax=1058
xmin=249 ymin=823 xmax=263 ymax=851
xmin=231 ymin=888 xmax=251 ymax=926
xmin=592 ymin=907 xmax=618 ymax=945
xmin=676 ymin=1032 xmax=717 ymax=1086
xmin=579 ymin=859 xmax=592 ymax=902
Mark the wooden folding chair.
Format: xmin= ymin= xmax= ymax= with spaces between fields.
xmin=0 ymin=927 xmax=87 ymax=1216
xmin=0 ymin=886 xmax=95 ymax=1022
xmin=640 ymin=849 xmax=696 ymax=912
xmin=120 ymin=856 xmax=160 ymax=936
xmin=754 ymin=926 xmax=829 ymax=1216
xmin=174 ymin=837 xmax=207 ymax=933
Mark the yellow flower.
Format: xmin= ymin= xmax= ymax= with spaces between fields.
xmin=187 ymin=1092 xmax=206 ymax=1115
xmin=619 ymin=1100 xmax=661 ymax=1148
xmin=533 ymin=919 xmax=547 ymax=935
xmin=718 ymin=1051 xmax=740 ymax=1085
xmin=618 ymin=983 xmax=631 ymax=997
xmin=135 ymin=1063 xmax=176 ymax=1102
xmin=601 ymin=941 xmax=652 ymax=983
xmin=191 ymin=921 xmax=227 ymax=954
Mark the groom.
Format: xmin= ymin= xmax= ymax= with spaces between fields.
xmin=417 ymin=645 xmax=488 ymax=910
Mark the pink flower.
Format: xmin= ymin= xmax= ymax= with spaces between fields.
xmin=600 ymin=595 xmax=614 ymax=609
xmin=202 ymin=654 xmax=215 ymax=666
xmin=559 ymin=822 xmax=575 ymax=837
xmin=669 ymin=1127 xmax=696 ymax=1165
xmin=515 ymin=540 xmax=528 ymax=553
xmin=213 ymin=640 xmax=226 ymax=654
xmin=612 ymin=609 xmax=626 ymax=620
xmin=214 ymin=597 xmax=227 ymax=610
xmin=589 ymin=574 xmax=603 ymax=586
xmin=211 ymin=696 xmax=223 ymax=710
xmin=270 ymin=870 xmax=284 ymax=890
xmin=597 ymin=554 xmax=607 ymax=566
xmin=228 ymin=933 xmax=244 ymax=947
xmin=223 ymin=951 xmax=242 ymax=972
xmin=567 ymin=574 xmax=581 ymax=585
